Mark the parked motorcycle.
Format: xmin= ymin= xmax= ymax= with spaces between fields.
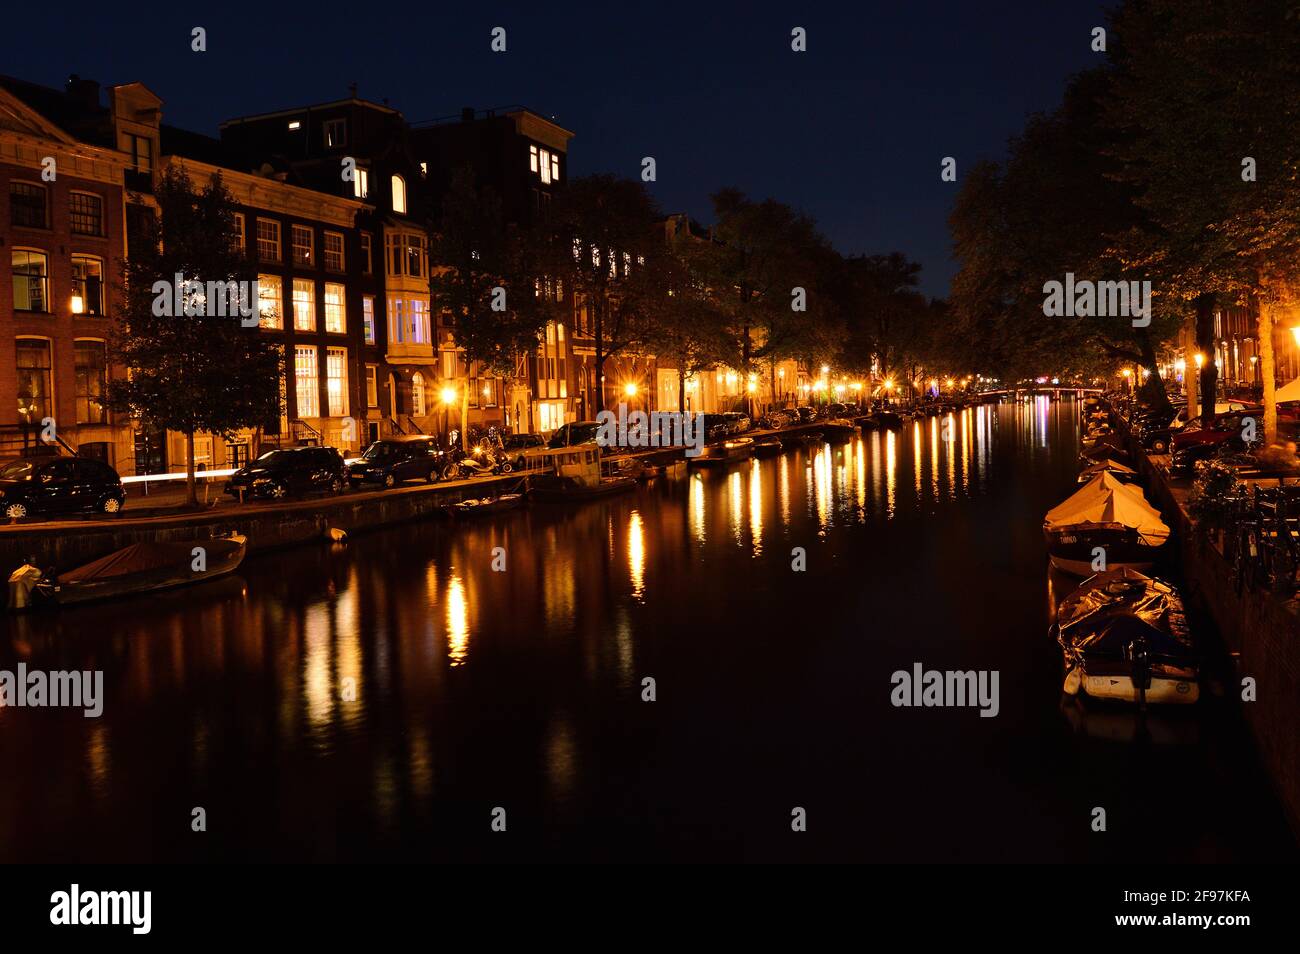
xmin=441 ymin=429 xmax=515 ymax=479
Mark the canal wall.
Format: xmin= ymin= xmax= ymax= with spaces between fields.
xmin=0 ymin=474 xmax=524 ymax=578
xmin=1130 ymin=436 xmax=1300 ymax=838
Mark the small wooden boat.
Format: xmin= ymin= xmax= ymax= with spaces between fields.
xmin=529 ymin=445 xmax=638 ymax=501
xmin=31 ymin=534 xmax=247 ymax=607
xmin=1053 ymin=568 xmax=1199 ymax=705
xmin=1043 ymin=473 xmax=1170 ymax=575
xmin=444 ymin=493 xmax=524 ymax=518
xmin=689 ymin=436 xmax=755 ymax=466
xmin=752 ymin=437 xmax=784 ymax=458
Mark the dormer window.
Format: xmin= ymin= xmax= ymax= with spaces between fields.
xmin=391 ymin=174 xmax=407 ymax=214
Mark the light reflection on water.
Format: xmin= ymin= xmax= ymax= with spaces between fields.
xmin=5 ymin=398 xmax=1285 ymax=862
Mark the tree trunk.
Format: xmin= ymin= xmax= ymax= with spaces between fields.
xmin=1135 ymin=329 xmax=1169 ymax=407
xmin=1183 ymin=316 xmax=1198 ymax=419
xmin=1195 ymin=292 xmax=1217 ymax=421
xmin=1258 ymin=296 xmax=1277 ymax=446
xmin=594 ymin=296 xmax=606 ymax=416
xmin=185 ymin=428 xmax=197 ymax=507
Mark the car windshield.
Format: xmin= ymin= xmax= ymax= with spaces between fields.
xmin=254 ymin=450 xmax=296 ymax=467
xmin=361 ymin=443 xmax=392 ymax=460
xmin=0 ymin=460 xmax=33 ymax=480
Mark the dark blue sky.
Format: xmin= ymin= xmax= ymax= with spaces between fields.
xmin=1 ymin=1 xmax=1107 ymax=298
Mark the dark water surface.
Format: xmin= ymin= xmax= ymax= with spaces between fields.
xmin=1 ymin=398 xmax=1295 ymax=862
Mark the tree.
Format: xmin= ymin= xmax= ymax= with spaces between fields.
xmin=428 ymin=166 xmax=553 ymax=447
xmin=551 ymin=175 xmax=664 ymax=415
xmin=108 ymin=166 xmax=282 ymax=506
xmin=1107 ymin=0 xmax=1300 ymax=443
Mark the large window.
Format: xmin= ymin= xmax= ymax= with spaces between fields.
xmin=70 ymin=255 xmax=105 ymax=316
xmin=324 ymin=283 xmax=346 ymax=333
xmin=16 ymin=339 xmax=52 ymax=425
xmin=387 ymin=299 xmax=404 ymax=343
xmin=391 ymin=174 xmax=407 ymax=214
xmin=365 ymin=365 xmax=378 ymax=407
xmin=323 ymin=231 xmax=345 ymax=272
xmin=257 ymin=275 xmax=283 ymax=329
xmin=10 ymin=182 xmax=48 ymax=228
xmin=385 ymin=232 xmax=426 ymax=278
xmin=353 ymin=167 xmax=369 ymax=200
xmin=292 ymin=279 xmax=315 ymax=331
xmin=125 ymin=134 xmax=152 ymax=172
xmin=12 ymin=250 xmax=49 ymax=312
xmin=291 ymin=224 xmax=313 ymax=266
xmin=74 ymin=340 xmax=107 ymax=424
xmin=362 ymin=295 xmax=376 ymax=344
xmin=529 ymin=145 xmax=559 ymax=185
xmin=326 ymin=347 xmax=348 ymax=417
xmin=294 ymin=346 xmax=319 ymax=418
xmin=69 ymin=192 xmax=104 ymax=236
xmin=256 ymin=218 xmax=281 ymax=262
xmin=409 ymin=299 xmax=430 ymax=344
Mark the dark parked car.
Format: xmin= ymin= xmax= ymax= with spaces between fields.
xmin=0 ymin=456 xmax=125 ymax=520
xmin=700 ymin=413 xmax=732 ymax=442
xmin=1170 ymin=410 xmax=1259 ymax=454
xmin=348 ymin=436 xmax=444 ymax=488
xmin=722 ymin=412 xmax=752 ymax=434
xmin=794 ymin=406 xmax=817 ymax=424
xmin=225 ymin=446 xmax=347 ymax=500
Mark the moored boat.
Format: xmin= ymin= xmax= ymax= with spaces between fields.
xmin=689 ymin=436 xmax=755 ymax=466
xmin=528 ymin=445 xmax=638 ymax=502
xmin=444 ymin=493 xmax=525 ymax=517
xmin=1077 ymin=458 xmax=1139 ymax=484
xmin=25 ymin=534 xmax=247 ymax=607
xmin=752 ymin=437 xmax=784 ymax=458
xmin=819 ymin=419 xmax=859 ymax=440
xmin=1053 ymin=567 xmax=1199 ymax=705
xmin=1043 ymin=472 xmax=1170 ymax=575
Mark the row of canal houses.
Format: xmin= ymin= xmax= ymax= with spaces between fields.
xmin=0 ymin=73 xmax=786 ymax=476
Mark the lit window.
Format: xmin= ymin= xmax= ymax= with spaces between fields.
xmin=324 ymin=283 xmax=346 ymax=333
xmin=74 ymin=340 xmax=107 ymax=424
xmin=11 ymin=250 xmax=48 ymax=312
xmin=409 ymin=299 xmax=430 ymax=344
xmin=366 ymin=365 xmax=379 ymax=407
xmin=256 ymin=218 xmax=281 ymax=262
xmin=257 ymin=275 xmax=283 ymax=329
xmin=354 ymin=167 xmax=369 ymax=199
xmin=362 ymin=295 xmax=375 ymax=344
xmin=387 ymin=298 xmax=405 ymax=343
xmin=16 ymin=339 xmax=52 ymax=424
xmin=324 ymin=232 xmax=345 ymax=272
xmin=292 ymin=279 xmax=315 ymax=331
xmin=288 ymin=120 xmax=302 ymax=130
xmin=326 ymin=347 xmax=348 ymax=417
xmin=291 ymin=224 xmax=313 ymax=266
xmin=550 ymin=153 xmax=559 ymax=183
xmin=411 ymin=372 xmax=426 ymax=416
xmin=70 ymin=255 xmax=104 ymax=316
xmin=294 ymin=346 xmax=319 ymax=417
xmin=530 ymin=145 xmax=538 ymax=172
xmin=539 ymin=149 xmax=552 ymax=185
xmin=391 ymin=174 xmax=406 ymax=214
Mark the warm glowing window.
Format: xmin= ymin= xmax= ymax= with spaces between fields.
xmin=70 ymin=255 xmax=104 ymax=316
xmin=292 ymin=279 xmax=315 ymax=331
xmin=324 ymin=283 xmax=346 ymax=333
xmin=294 ymin=346 xmax=319 ymax=417
xmin=362 ymin=295 xmax=375 ymax=344
xmin=411 ymin=372 xmax=426 ymax=416
xmin=326 ymin=347 xmax=348 ymax=417
xmin=257 ymin=275 xmax=283 ymax=329
xmin=354 ymin=167 xmax=369 ymax=199
xmin=365 ymin=365 xmax=378 ymax=407
xmin=529 ymin=145 xmax=538 ymax=172
xmin=409 ymin=299 xmax=430 ymax=344
xmin=387 ymin=298 xmax=405 ymax=343
xmin=11 ymin=250 xmax=48 ymax=312
xmin=391 ymin=174 xmax=406 ymax=214
xmin=74 ymin=339 xmax=107 ymax=424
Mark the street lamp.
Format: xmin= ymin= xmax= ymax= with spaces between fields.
xmin=1291 ymin=326 xmax=1300 ymax=348
xmin=624 ymin=382 xmax=639 ymax=397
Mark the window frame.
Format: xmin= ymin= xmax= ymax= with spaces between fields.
xmin=69 ymin=191 xmax=105 ymax=237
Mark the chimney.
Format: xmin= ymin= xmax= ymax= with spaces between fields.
xmin=65 ymin=74 xmax=100 ymax=110
xmin=461 ymin=107 xmax=475 ymax=122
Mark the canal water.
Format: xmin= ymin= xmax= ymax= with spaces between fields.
xmin=1 ymin=398 xmax=1294 ymax=862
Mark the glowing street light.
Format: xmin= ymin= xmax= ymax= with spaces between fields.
xmin=624 ymin=382 xmax=639 ymax=397
xmin=1194 ymin=353 xmax=1205 ymax=369
xmin=1291 ymin=326 xmax=1300 ymax=348
xmin=440 ymin=387 xmax=457 ymax=406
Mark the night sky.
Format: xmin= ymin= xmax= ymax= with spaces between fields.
xmin=1 ymin=1 xmax=1106 ymax=299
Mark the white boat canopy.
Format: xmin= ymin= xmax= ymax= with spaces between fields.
xmin=1275 ymin=376 xmax=1300 ymax=404
xmin=1044 ymin=472 xmax=1170 ymax=545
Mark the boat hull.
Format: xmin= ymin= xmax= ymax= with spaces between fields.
xmin=1043 ymin=525 xmax=1161 ymax=576
xmin=43 ymin=535 xmax=247 ymax=606
xmin=530 ymin=476 xmax=637 ymax=502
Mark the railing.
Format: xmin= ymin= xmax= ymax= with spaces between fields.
xmin=290 ymin=419 xmax=322 ymax=445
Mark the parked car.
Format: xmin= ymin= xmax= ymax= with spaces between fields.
xmin=348 ymin=436 xmax=444 ymax=488
xmin=502 ymin=433 xmax=550 ymax=470
xmin=722 ymin=412 xmax=752 ymax=434
xmin=700 ymin=414 xmax=732 ymax=442
xmin=0 ymin=456 xmax=126 ymax=520
xmin=1170 ymin=410 xmax=1259 ymax=455
xmin=794 ymin=406 xmax=817 ymax=424
xmin=548 ymin=421 xmax=604 ymax=450
xmin=225 ymin=446 xmax=347 ymax=500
